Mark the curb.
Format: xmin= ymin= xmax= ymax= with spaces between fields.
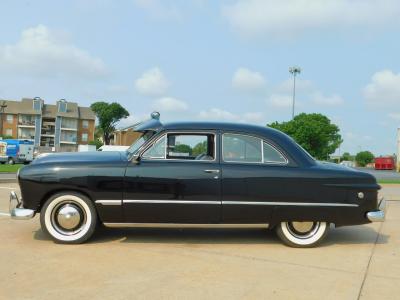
xmin=0 ymin=178 xmax=17 ymax=184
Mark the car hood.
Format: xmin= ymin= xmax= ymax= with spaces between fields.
xmin=31 ymin=151 xmax=127 ymax=165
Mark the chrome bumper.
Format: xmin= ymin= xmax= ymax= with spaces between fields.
xmin=366 ymin=198 xmax=386 ymax=222
xmin=9 ymin=191 xmax=36 ymax=220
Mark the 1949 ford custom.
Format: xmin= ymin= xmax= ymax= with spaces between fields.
xmin=5 ymin=113 xmax=385 ymax=247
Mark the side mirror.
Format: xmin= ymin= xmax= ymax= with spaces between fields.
xmin=131 ymin=154 xmax=141 ymax=163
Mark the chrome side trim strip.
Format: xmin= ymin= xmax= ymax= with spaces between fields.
xmin=103 ymin=223 xmax=269 ymax=229
xmin=222 ymin=201 xmax=358 ymax=207
xmin=99 ymin=199 xmax=358 ymax=207
xmin=123 ymin=200 xmax=220 ymax=205
xmin=95 ymin=200 xmax=122 ymax=206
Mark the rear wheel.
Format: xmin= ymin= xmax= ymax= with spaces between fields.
xmin=40 ymin=192 xmax=97 ymax=244
xmin=275 ymin=221 xmax=329 ymax=248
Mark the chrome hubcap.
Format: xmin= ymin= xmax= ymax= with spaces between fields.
xmin=291 ymin=221 xmax=314 ymax=233
xmin=50 ymin=201 xmax=86 ymax=236
xmin=57 ymin=204 xmax=81 ymax=230
xmin=286 ymin=221 xmax=320 ymax=239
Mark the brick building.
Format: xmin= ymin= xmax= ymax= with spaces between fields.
xmin=0 ymin=97 xmax=95 ymax=152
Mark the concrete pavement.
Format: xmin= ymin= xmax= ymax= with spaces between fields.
xmin=0 ymin=183 xmax=399 ymax=299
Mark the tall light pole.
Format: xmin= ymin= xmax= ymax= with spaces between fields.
xmin=289 ymin=66 xmax=301 ymax=119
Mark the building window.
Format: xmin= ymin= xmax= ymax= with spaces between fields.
xmin=81 ymin=133 xmax=88 ymax=142
xmin=18 ymin=128 xmax=35 ymax=140
xmin=61 ymin=117 xmax=78 ymax=129
xmin=6 ymin=115 xmax=13 ymax=124
xmin=33 ymin=98 xmax=42 ymax=111
xmin=5 ymin=129 xmax=13 ymax=137
xmin=19 ymin=115 xmax=35 ymax=126
xmin=82 ymin=120 xmax=89 ymax=129
xmin=60 ymin=131 xmax=77 ymax=143
xmin=58 ymin=100 xmax=67 ymax=113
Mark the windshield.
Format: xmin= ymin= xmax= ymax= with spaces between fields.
xmin=126 ymin=131 xmax=155 ymax=159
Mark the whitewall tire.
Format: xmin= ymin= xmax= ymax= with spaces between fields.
xmin=40 ymin=192 xmax=97 ymax=244
xmin=275 ymin=221 xmax=329 ymax=248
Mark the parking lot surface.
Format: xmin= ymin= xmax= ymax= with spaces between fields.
xmin=0 ymin=183 xmax=399 ymax=300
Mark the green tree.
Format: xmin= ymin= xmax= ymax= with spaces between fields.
xmin=355 ymin=151 xmax=374 ymax=167
xmin=341 ymin=152 xmax=352 ymax=161
xmin=192 ymin=141 xmax=207 ymax=156
xmin=90 ymin=102 xmax=129 ymax=145
xmin=0 ymin=135 xmax=13 ymax=140
xmin=89 ymin=139 xmax=103 ymax=150
xmin=268 ymin=113 xmax=342 ymax=160
xmin=174 ymin=144 xmax=192 ymax=155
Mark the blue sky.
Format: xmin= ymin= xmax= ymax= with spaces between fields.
xmin=0 ymin=0 xmax=400 ymax=155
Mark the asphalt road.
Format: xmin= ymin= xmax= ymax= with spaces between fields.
xmin=355 ymin=167 xmax=400 ymax=180
xmin=0 ymin=183 xmax=399 ymax=299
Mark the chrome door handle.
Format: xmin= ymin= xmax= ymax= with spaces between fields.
xmin=204 ymin=169 xmax=220 ymax=173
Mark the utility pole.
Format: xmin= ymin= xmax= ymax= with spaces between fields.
xmin=289 ymin=66 xmax=301 ymax=119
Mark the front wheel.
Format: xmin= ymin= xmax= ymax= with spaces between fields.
xmin=275 ymin=221 xmax=329 ymax=248
xmin=40 ymin=192 xmax=97 ymax=244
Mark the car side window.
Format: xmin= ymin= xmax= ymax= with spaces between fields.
xmin=223 ymin=133 xmax=287 ymax=164
xmin=263 ymin=142 xmax=287 ymax=164
xmin=142 ymin=133 xmax=215 ymax=161
xmin=142 ymin=135 xmax=167 ymax=159
xmin=223 ymin=134 xmax=262 ymax=163
xmin=167 ymin=134 xmax=215 ymax=160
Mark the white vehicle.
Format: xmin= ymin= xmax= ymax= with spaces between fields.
xmin=98 ymin=145 xmax=129 ymax=152
xmin=78 ymin=145 xmax=97 ymax=152
xmin=0 ymin=141 xmax=7 ymax=164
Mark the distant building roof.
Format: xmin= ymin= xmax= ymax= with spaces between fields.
xmin=0 ymin=98 xmax=95 ymax=120
xmin=78 ymin=107 xmax=96 ymax=120
xmin=3 ymin=98 xmax=41 ymax=115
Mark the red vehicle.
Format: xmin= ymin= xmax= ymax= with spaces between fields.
xmin=374 ymin=157 xmax=395 ymax=170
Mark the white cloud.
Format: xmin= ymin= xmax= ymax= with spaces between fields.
xmin=267 ymin=94 xmax=293 ymax=108
xmin=242 ymin=112 xmax=264 ymax=123
xmin=363 ymin=70 xmax=400 ymax=105
xmin=388 ymin=113 xmax=400 ymax=121
xmin=0 ymin=25 xmax=107 ymax=78
xmin=311 ymin=92 xmax=344 ymax=106
xmin=277 ymin=78 xmax=314 ymax=93
xmin=152 ymin=97 xmax=188 ymax=112
xmin=135 ymin=67 xmax=169 ymax=96
xmin=232 ymin=67 xmax=266 ymax=91
xmin=199 ymin=108 xmax=239 ymax=121
xmin=117 ymin=113 xmax=149 ymax=128
xmin=222 ymin=0 xmax=400 ymax=37
xmin=198 ymin=108 xmax=264 ymax=124
xmin=134 ymin=0 xmax=181 ymax=20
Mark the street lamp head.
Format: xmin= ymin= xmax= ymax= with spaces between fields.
xmin=289 ymin=66 xmax=301 ymax=75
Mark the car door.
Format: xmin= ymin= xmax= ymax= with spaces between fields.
xmin=123 ymin=131 xmax=221 ymax=223
xmin=221 ymin=132 xmax=290 ymax=223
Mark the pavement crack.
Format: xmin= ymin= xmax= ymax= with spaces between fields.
xmin=357 ymin=221 xmax=383 ymax=300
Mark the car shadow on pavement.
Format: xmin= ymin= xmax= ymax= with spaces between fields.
xmin=94 ymin=227 xmax=282 ymax=245
xmin=32 ymin=224 xmax=389 ymax=246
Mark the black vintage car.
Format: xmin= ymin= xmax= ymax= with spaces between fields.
xmin=5 ymin=114 xmax=385 ymax=247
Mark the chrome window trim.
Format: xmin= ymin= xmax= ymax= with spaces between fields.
xmin=140 ymin=131 xmax=218 ymax=163
xmin=222 ymin=132 xmax=289 ymax=165
xmin=262 ymin=141 xmax=289 ymax=165
xmin=141 ymin=134 xmax=167 ymax=159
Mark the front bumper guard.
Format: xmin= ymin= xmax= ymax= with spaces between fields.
xmin=9 ymin=191 xmax=36 ymax=220
xmin=366 ymin=198 xmax=386 ymax=222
